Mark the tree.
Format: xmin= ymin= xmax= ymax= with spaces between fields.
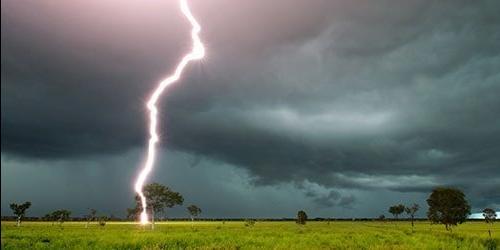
xmin=426 ymin=187 xmax=471 ymax=231
xmin=133 ymin=183 xmax=184 ymax=229
xmin=126 ymin=207 xmax=140 ymax=221
xmin=187 ymin=205 xmax=202 ymax=222
xmin=378 ymin=214 xmax=386 ymax=221
xmin=483 ymin=208 xmax=497 ymax=238
xmin=51 ymin=210 xmax=71 ymax=225
xmin=405 ymin=203 xmax=420 ymax=230
xmin=388 ymin=204 xmax=405 ymax=219
xmin=9 ymin=201 xmax=31 ymax=227
xmin=98 ymin=216 xmax=108 ymax=227
xmin=85 ymin=208 xmax=97 ymax=228
xmin=297 ymin=210 xmax=308 ymax=225
xmin=43 ymin=212 xmax=56 ymax=225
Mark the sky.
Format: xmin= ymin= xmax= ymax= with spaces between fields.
xmin=1 ymin=0 xmax=499 ymax=219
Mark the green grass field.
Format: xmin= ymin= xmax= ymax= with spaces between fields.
xmin=1 ymin=221 xmax=499 ymax=249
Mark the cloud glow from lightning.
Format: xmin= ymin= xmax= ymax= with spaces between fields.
xmin=134 ymin=0 xmax=205 ymax=225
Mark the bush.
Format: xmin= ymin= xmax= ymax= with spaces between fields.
xmin=98 ymin=216 xmax=107 ymax=227
xmin=244 ymin=219 xmax=256 ymax=227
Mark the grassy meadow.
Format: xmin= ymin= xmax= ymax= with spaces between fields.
xmin=1 ymin=220 xmax=499 ymax=249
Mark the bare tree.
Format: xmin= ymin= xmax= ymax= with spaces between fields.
xmin=85 ymin=208 xmax=97 ymax=228
xmin=483 ymin=208 xmax=497 ymax=238
xmin=405 ymin=203 xmax=420 ymax=231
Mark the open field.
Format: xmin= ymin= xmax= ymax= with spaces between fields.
xmin=1 ymin=221 xmax=499 ymax=249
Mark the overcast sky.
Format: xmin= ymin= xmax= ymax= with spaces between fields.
xmin=2 ymin=0 xmax=499 ymax=219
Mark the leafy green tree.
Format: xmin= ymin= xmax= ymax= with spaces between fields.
xmin=187 ymin=205 xmax=202 ymax=221
xmin=297 ymin=210 xmax=308 ymax=225
xmin=134 ymin=183 xmax=184 ymax=229
xmin=388 ymin=204 xmax=405 ymax=219
xmin=9 ymin=201 xmax=31 ymax=227
xmin=426 ymin=187 xmax=471 ymax=231
xmin=483 ymin=208 xmax=497 ymax=238
xmin=405 ymin=203 xmax=420 ymax=230
xmin=51 ymin=210 xmax=71 ymax=225
xmin=85 ymin=208 xmax=97 ymax=228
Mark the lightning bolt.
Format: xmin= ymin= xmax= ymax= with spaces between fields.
xmin=134 ymin=0 xmax=205 ymax=225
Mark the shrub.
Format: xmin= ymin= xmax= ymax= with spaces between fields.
xmin=244 ymin=219 xmax=256 ymax=227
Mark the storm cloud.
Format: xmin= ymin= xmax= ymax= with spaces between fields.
xmin=2 ymin=0 xmax=499 ymax=217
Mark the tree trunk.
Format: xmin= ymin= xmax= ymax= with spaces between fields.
xmin=151 ymin=209 xmax=155 ymax=230
xmin=16 ymin=216 xmax=21 ymax=227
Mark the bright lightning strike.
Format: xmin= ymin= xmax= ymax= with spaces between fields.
xmin=134 ymin=0 xmax=205 ymax=225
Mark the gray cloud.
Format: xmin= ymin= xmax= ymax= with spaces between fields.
xmin=2 ymin=0 xmax=500 ymax=215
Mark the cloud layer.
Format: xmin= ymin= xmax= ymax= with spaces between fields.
xmin=2 ymin=0 xmax=499 ymax=216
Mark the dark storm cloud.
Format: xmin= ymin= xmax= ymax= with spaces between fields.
xmin=302 ymin=186 xmax=356 ymax=209
xmin=2 ymin=0 xmax=500 ymax=211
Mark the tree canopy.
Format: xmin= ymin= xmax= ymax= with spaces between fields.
xmin=483 ymin=208 xmax=497 ymax=224
xmin=388 ymin=204 xmax=405 ymax=219
xmin=187 ymin=205 xmax=202 ymax=220
xmin=427 ymin=187 xmax=471 ymax=230
xmin=135 ymin=183 xmax=184 ymax=215
xmin=405 ymin=203 xmax=420 ymax=229
xmin=9 ymin=201 xmax=31 ymax=226
xmin=52 ymin=210 xmax=71 ymax=223
xmin=9 ymin=202 xmax=31 ymax=218
xmin=297 ymin=210 xmax=308 ymax=225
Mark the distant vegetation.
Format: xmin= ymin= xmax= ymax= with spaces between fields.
xmin=43 ymin=210 xmax=71 ymax=225
xmin=244 ymin=219 xmax=256 ymax=227
xmin=5 ymin=185 xmax=494 ymax=238
xmin=3 ymin=184 xmax=498 ymax=249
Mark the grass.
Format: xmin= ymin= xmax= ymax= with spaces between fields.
xmin=1 ymin=221 xmax=499 ymax=249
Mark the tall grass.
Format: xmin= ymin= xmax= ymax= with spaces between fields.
xmin=1 ymin=221 xmax=498 ymax=249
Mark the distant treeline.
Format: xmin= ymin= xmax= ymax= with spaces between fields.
xmin=6 ymin=185 xmax=493 ymax=232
